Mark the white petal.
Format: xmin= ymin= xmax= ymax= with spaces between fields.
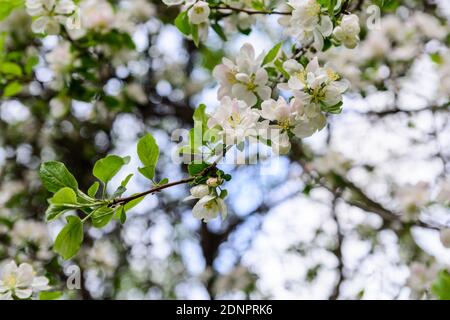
xmin=31 ymin=16 xmax=49 ymax=34
xmin=15 ymin=288 xmax=33 ymax=299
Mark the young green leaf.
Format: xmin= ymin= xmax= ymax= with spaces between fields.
xmin=51 ymin=187 xmax=77 ymax=205
xmin=87 ymin=181 xmax=100 ymax=197
xmin=262 ymin=42 xmax=282 ymax=66
xmin=211 ymin=23 xmax=227 ymax=41
xmin=45 ymin=204 xmax=70 ymax=222
xmin=432 ymin=270 xmax=450 ymax=300
xmin=137 ymin=133 xmax=159 ymax=180
xmin=2 ymin=81 xmax=22 ymax=97
xmin=0 ymin=61 xmax=22 ymax=76
xmin=123 ymin=195 xmax=145 ymax=211
xmin=54 ymin=216 xmax=83 ymax=260
xmin=91 ymin=206 xmax=115 ymax=228
xmin=191 ymin=24 xmax=200 ymax=47
xmin=138 ymin=165 xmax=156 ymax=181
xmin=120 ymin=173 xmax=133 ymax=187
xmin=188 ymin=162 xmax=209 ymax=175
xmin=39 ymin=291 xmax=62 ymax=300
xmin=40 ymin=161 xmax=79 ymax=193
xmin=175 ymin=10 xmax=191 ymax=35
xmin=118 ymin=205 xmax=126 ymax=224
xmin=93 ymin=155 xmax=128 ymax=184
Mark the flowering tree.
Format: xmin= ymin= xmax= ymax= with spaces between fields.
xmin=0 ymin=0 xmax=450 ymax=300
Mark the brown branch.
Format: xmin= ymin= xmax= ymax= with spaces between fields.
xmin=211 ymin=4 xmax=290 ymax=15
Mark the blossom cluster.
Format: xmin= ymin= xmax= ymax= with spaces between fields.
xmin=25 ymin=0 xmax=155 ymax=36
xmin=0 ymin=261 xmax=50 ymax=300
xmin=164 ymin=0 xmax=361 ymax=50
xmin=25 ymin=0 xmax=81 ymax=34
xmin=210 ymin=43 xmax=348 ymax=155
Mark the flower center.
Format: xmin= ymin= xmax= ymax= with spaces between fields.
xmin=194 ymin=7 xmax=204 ymax=14
xmin=6 ymin=275 xmax=17 ymax=288
xmin=278 ymin=119 xmax=291 ymax=131
xmin=228 ymin=112 xmax=242 ymax=127
xmin=294 ymin=70 xmax=307 ymax=83
xmin=306 ymin=1 xmax=321 ymax=17
xmin=326 ymin=69 xmax=339 ymax=81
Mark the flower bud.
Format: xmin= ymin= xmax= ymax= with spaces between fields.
xmin=207 ymin=177 xmax=221 ymax=187
xmin=190 ymin=185 xmax=209 ymax=198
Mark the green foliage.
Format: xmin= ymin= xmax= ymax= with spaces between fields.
xmin=2 ymin=81 xmax=22 ymax=97
xmin=40 ymin=161 xmax=79 ymax=193
xmin=93 ymin=155 xmax=130 ymax=184
xmin=0 ymin=61 xmax=22 ymax=76
xmin=175 ymin=11 xmax=191 ymax=36
xmin=0 ymin=0 xmax=23 ymax=21
xmin=91 ymin=206 xmax=115 ymax=228
xmin=51 ymin=187 xmax=77 ymax=205
xmin=262 ymin=43 xmax=282 ymax=66
xmin=432 ymin=270 xmax=450 ymax=300
xmin=137 ymin=133 xmax=159 ymax=181
xmin=87 ymin=181 xmax=100 ymax=197
xmin=54 ymin=216 xmax=84 ymax=260
xmin=39 ymin=291 xmax=63 ymax=300
xmin=188 ymin=162 xmax=209 ymax=176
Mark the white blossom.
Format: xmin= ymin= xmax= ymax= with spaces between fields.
xmin=310 ymin=151 xmax=351 ymax=175
xmin=333 ymin=14 xmax=360 ymax=49
xmin=188 ymin=1 xmax=210 ymax=25
xmin=279 ymin=0 xmax=333 ymax=51
xmin=162 ymin=0 xmax=184 ymax=6
xmin=279 ymin=57 xmax=348 ymax=115
xmin=213 ymin=43 xmax=271 ymax=106
xmin=0 ymin=261 xmax=50 ymax=300
xmin=207 ymin=97 xmax=260 ymax=146
xmin=184 ymin=184 xmax=210 ymax=201
xmin=192 ymin=195 xmax=228 ymax=222
xmin=184 ymin=185 xmax=227 ymax=222
xmin=407 ymin=262 xmax=439 ymax=294
xmin=436 ymin=180 xmax=450 ymax=205
xmin=396 ymin=182 xmax=429 ymax=222
xmin=26 ymin=0 xmax=79 ymax=34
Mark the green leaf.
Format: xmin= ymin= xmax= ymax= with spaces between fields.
xmin=45 ymin=204 xmax=70 ymax=222
xmin=25 ymin=55 xmax=39 ymax=75
xmin=39 ymin=291 xmax=62 ymax=300
xmin=193 ymin=103 xmax=208 ymax=129
xmin=274 ymin=59 xmax=290 ymax=79
xmin=93 ymin=155 xmax=128 ymax=184
xmin=54 ymin=216 xmax=83 ymax=260
xmin=191 ymin=23 xmax=199 ymax=47
xmin=2 ymin=81 xmax=22 ymax=97
xmin=87 ymin=181 xmax=100 ymax=197
xmin=0 ymin=0 xmax=23 ymax=21
xmin=138 ymin=165 xmax=156 ymax=181
xmin=120 ymin=173 xmax=133 ymax=187
xmin=91 ymin=206 xmax=115 ymax=228
xmin=51 ymin=187 xmax=77 ymax=205
xmin=175 ymin=10 xmax=191 ymax=36
xmin=188 ymin=162 xmax=209 ymax=175
xmin=40 ymin=161 xmax=78 ymax=193
xmin=0 ymin=61 xmax=22 ymax=76
xmin=137 ymin=133 xmax=159 ymax=180
xmin=118 ymin=205 xmax=126 ymax=224
xmin=211 ymin=23 xmax=227 ymax=41
xmin=262 ymin=42 xmax=282 ymax=66
xmin=159 ymin=178 xmax=169 ymax=185
xmin=432 ymin=270 xmax=450 ymax=300
xmin=123 ymin=195 xmax=144 ymax=211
